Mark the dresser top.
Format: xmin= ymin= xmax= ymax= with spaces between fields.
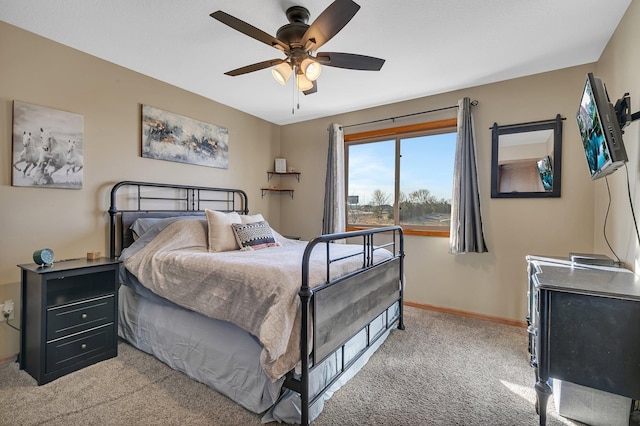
xmin=529 ymin=257 xmax=640 ymax=300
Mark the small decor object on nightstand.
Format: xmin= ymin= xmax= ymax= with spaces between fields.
xmin=275 ymin=158 xmax=287 ymax=173
xmin=33 ymin=248 xmax=54 ymax=266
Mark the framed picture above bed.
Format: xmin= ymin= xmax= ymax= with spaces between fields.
xmin=12 ymin=100 xmax=84 ymax=189
xmin=141 ymin=105 xmax=229 ymax=169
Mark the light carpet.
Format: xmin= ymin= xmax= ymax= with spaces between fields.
xmin=0 ymin=307 xmax=588 ymax=425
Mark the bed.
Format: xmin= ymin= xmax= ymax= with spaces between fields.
xmin=109 ymin=181 xmax=405 ymax=424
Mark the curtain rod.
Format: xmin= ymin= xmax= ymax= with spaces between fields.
xmin=341 ymin=99 xmax=478 ymax=129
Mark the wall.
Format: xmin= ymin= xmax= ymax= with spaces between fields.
xmin=279 ymin=65 xmax=598 ymax=323
xmin=294 ymin=3 xmax=640 ymax=329
xmin=593 ymin=0 xmax=640 ymax=270
xmin=3 ymin=3 xmax=638 ymax=360
xmin=0 ymin=22 xmax=281 ymax=359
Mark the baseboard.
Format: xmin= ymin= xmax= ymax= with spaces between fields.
xmin=404 ymin=301 xmax=527 ymax=328
xmin=0 ymin=353 xmax=18 ymax=366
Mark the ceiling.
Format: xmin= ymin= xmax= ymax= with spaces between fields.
xmin=0 ymin=0 xmax=631 ymax=126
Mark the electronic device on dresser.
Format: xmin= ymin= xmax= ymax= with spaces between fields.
xmin=18 ymin=257 xmax=120 ymax=385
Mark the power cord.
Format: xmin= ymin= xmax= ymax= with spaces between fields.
xmin=603 ymin=164 xmax=640 ymax=267
xmin=624 ymin=163 xmax=640 ymax=247
xmin=603 ymin=176 xmax=622 ymax=264
xmin=3 ymin=312 xmax=19 ymax=332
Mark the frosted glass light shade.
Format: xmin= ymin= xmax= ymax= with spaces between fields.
xmin=272 ymin=62 xmax=292 ymax=85
xmin=296 ymin=73 xmax=313 ymax=91
xmin=301 ymin=58 xmax=321 ymax=81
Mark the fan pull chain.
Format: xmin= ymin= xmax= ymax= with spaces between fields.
xmin=292 ymin=65 xmax=296 ymax=115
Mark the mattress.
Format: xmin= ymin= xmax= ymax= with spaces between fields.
xmin=118 ymin=284 xmax=397 ymax=423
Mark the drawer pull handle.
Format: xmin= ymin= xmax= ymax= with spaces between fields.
xmin=81 ymin=344 xmax=87 ymax=350
xmin=81 ymin=313 xmax=88 ymax=319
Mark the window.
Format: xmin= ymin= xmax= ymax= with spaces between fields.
xmin=345 ymin=119 xmax=457 ymax=237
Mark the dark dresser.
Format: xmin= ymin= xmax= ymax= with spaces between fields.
xmin=18 ymin=258 xmax=120 ymax=385
xmin=526 ymin=255 xmax=640 ymax=425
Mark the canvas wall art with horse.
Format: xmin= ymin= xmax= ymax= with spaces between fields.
xmin=12 ymin=100 xmax=84 ymax=189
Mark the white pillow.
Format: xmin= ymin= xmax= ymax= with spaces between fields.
xmin=206 ymin=209 xmax=242 ymax=252
xmin=240 ymin=213 xmax=265 ymax=224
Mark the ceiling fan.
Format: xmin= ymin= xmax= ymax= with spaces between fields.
xmin=210 ymin=0 xmax=385 ymax=95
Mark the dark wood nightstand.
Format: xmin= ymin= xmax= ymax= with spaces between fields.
xmin=17 ymin=258 xmax=120 ymax=385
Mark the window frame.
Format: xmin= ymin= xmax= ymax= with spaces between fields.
xmin=344 ymin=118 xmax=457 ymax=237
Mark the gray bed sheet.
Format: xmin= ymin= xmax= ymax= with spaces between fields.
xmin=117 ymin=216 xmax=397 ymax=423
xmin=119 ymin=276 xmax=396 ymax=424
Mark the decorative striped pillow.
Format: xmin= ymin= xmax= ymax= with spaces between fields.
xmin=231 ymin=221 xmax=281 ymax=251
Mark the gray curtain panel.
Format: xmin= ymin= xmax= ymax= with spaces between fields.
xmin=322 ymin=123 xmax=346 ymax=235
xmin=449 ymin=98 xmax=488 ymax=254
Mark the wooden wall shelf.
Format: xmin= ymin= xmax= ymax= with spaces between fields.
xmin=267 ymin=171 xmax=300 ymax=182
xmin=261 ymin=188 xmax=294 ymax=199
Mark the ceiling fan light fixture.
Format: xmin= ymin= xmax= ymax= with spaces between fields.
xmin=301 ymin=57 xmax=321 ymax=81
xmin=296 ymin=73 xmax=314 ymax=91
xmin=272 ymin=62 xmax=292 ymax=85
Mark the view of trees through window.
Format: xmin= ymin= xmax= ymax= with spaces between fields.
xmin=346 ymin=130 xmax=457 ymax=231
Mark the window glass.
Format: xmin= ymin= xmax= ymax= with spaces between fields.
xmin=399 ymin=133 xmax=456 ymax=227
xmin=347 ymin=140 xmax=395 ymax=226
xmin=346 ymin=123 xmax=456 ymax=236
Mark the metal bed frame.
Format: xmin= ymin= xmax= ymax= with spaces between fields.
xmin=108 ymin=181 xmax=404 ymax=425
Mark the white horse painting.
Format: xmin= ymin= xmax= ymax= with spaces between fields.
xmin=12 ymin=101 xmax=84 ymax=189
xmin=12 ymin=131 xmax=39 ymax=176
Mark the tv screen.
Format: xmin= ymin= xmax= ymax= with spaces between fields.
xmin=537 ymin=155 xmax=553 ymax=191
xmin=576 ymin=73 xmax=627 ymax=180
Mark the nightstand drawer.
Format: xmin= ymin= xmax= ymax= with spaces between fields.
xmin=46 ymin=324 xmax=114 ymax=373
xmin=47 ymin=294 xmax=115 ymax=341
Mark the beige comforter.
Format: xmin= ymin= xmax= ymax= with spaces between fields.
xmin=124 ymin=219 xmax=392 ymax=380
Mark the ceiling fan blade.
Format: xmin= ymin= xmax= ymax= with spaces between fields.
xmin=302 ymin=0 xmax=360 ymax=51
xmin=316 ymin=52 xmax=385 ymax=71
xmin=303 ymin=80 xmax=317 ymax=95
xmin=211 ymin=11 xmax=288 ymax=52
xmin=224 ymin=59 xmax=285 ymax=76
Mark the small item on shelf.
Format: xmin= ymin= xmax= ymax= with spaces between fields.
xmin=275 ymin=158 xmax=287 ymax=173
xmin=86 ymin=251 xmax=102 ymax=260
xmin=33 ymin=248 xmax=55 ymax=266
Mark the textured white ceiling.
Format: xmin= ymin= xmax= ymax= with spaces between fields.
xmin=0 ymin=0 xmax=631 ymax=125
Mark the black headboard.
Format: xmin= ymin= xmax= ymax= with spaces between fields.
xmin=109 ymin=181 xmax=248 ymax=258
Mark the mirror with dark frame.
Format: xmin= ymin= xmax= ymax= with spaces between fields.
xmin=491 ymin=115 xmax=563 ymax=198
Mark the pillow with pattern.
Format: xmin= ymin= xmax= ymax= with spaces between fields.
xmin=231 ymin=220 xmax=281 ymax=251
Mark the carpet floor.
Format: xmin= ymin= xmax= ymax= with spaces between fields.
xmin=0 ymin=306 xmax=598 ymax=425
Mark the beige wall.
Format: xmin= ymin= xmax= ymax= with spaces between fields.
xmin=594 ymin=0 xmax=640 ymax=271
xmin=279 ymin=66 xmax=598 ymax=323
xmin=0 ymin=22 xmax=281 ymax=359
xmin=280 ymin=0 xmax=640 ymax=321
xmin=2 ymin=2 xmax=638 ymax=360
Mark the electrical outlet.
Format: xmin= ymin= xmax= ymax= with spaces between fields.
xmin=3 ymin=299 xmax=14 ymax=320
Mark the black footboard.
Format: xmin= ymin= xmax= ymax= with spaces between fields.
xmin=287 ymin=227 xmax=405 ymax=425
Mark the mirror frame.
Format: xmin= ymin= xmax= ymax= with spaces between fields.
xmin=491 ymin=114 xmax=563 ymax=198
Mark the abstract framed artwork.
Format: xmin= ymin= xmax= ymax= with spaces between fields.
xmin=12 ymin=100 xmax=84 ymax=189
xmin=142 ymin=105 xmax=229 ymax=169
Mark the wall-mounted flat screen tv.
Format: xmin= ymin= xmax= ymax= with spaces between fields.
xmin=576 ymin=73 xmax=628 ymax=180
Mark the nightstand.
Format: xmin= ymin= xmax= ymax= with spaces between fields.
xmin=17 ymin=258 xmax=120 ymax=385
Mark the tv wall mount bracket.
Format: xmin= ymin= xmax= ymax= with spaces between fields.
xmin=614 ymin=93 xmax=640 ymax=130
